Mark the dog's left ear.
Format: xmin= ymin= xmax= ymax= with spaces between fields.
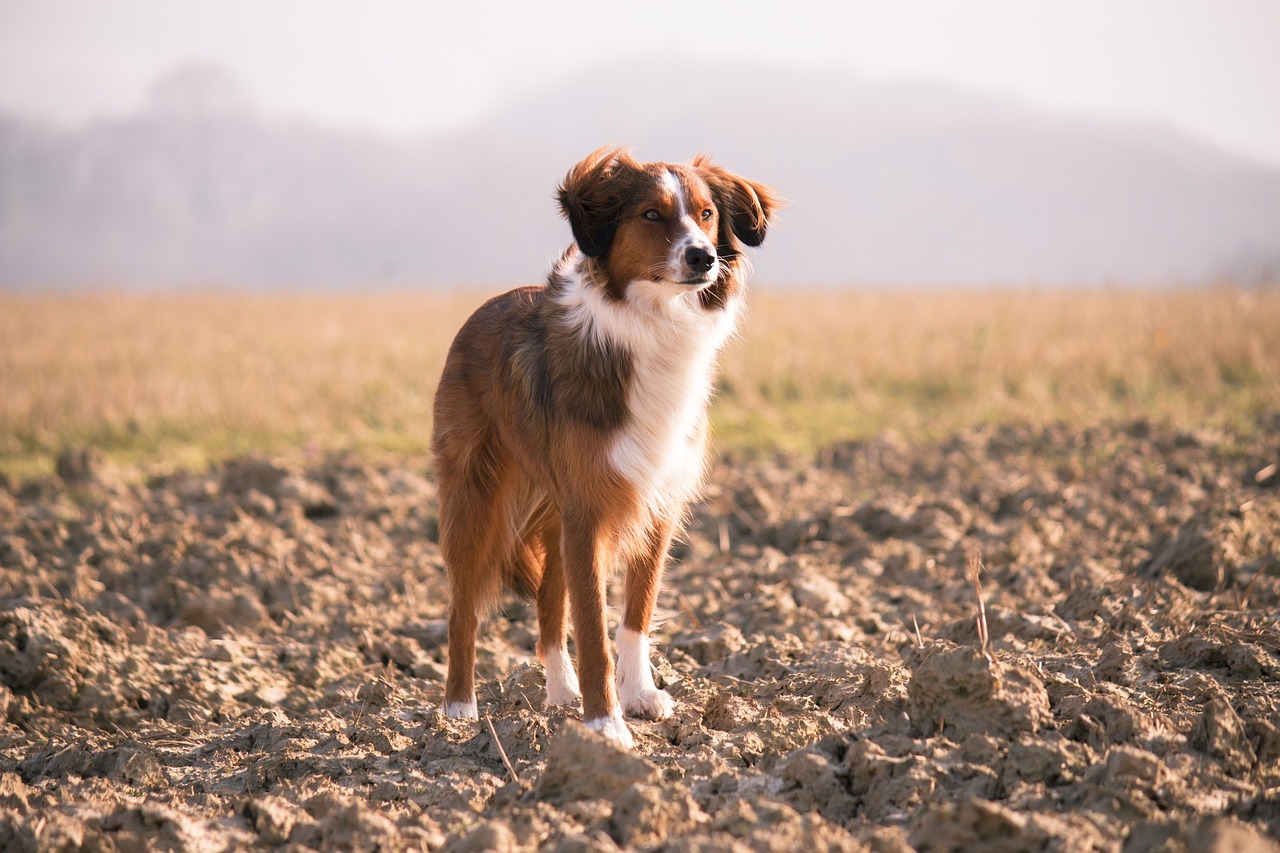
xmin=557 ymin=146 xmax=643 ymax=258
xmin=692 ymin=154 xmax=780 ymax=251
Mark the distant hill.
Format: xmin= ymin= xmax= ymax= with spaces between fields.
xmin=2 ymin=61 xmax=1279 ymax=289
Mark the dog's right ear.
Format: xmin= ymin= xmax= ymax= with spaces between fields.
xmin=557 ymin=146 xmax=641 ymax=258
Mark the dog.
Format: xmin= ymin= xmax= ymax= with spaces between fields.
xmin=431 ymin=146 xmax=777 ymax=746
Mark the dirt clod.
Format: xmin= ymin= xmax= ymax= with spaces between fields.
xmin=1192 ymin=694 xmax=1258 ymax=774
xmin=536 ymin=723 xmax=660 ymax=804
xmin=907 ymin=642 xmax=1051 ymax=739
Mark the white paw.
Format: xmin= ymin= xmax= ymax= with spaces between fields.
xmin=585 ymin=712 xmax=635 ymax=748
xmin=620 ymin=684 xmax=674 ymax=721
xmin=444 ymin=698 xmax=478 ymax=719
xmin=615 ymin=627 xmax=673 ymax=720
xmin=543 ymin=646 xmax=582 ymax=709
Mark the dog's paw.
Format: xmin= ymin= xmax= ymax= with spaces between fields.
xmin=543 ymin=647 xmax=582 ymax=709
xmin=615 ymin=627 xmax=673 ymax=721
xmin=545 ymin=683 xmax=582 ymax=709
xmin=443 ymin=698 xmax=478 ymax=719
xmin=585 ymin=712 xmax=635 ymax=748
xmin=620 ymin=685 xmax=674 ymax=721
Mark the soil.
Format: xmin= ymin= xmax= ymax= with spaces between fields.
xmin=2 ymin=418 xmax=1279 ymax=851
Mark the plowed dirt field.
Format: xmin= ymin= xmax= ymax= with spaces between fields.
xmin=2 ymin=419 xmax=1279 ymax=851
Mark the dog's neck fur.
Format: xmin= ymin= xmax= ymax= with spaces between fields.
xmin=550 ymin=247 xmax=742 ymax=520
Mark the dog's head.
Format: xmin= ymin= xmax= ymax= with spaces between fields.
xmin=557 ymin=146 xmax=778 ymax=298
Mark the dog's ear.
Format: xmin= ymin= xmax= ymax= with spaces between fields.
xmin=557 ymin=146 xmax=643 ymax=258
xmin=692 ymin=154 xmax=780 ymax=251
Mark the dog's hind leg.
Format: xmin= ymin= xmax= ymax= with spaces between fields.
xmin=534 ymin=516 xmax=581 ymax=708
xmin=438 ymin=442 xmax=518 ymax=719
xmin=617 ymin=516 xmax=676 ymax=721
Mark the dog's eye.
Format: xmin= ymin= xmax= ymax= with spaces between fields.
xmin=701 ymin=208 xmax=714 ymax=221
xmin=643 ymin=209 xmax=662 ymax=222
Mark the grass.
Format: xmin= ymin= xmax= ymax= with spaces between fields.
xmin=2 ymin=287 xmax=1278 ymax=479
xmin=717 ymin=287 xmax=1280 ymax=453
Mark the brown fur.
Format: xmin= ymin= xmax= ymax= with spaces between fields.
xmin=432 ymin=146 xmax=777 ymax=729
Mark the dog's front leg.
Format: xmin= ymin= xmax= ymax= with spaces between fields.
xmin=561 ymin=505 xmax=632 ymax=747
xmin=617 ymin=516 xmax=676 ymax=721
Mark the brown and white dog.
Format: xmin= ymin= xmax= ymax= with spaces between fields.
xmin=431 ymin=146 xmax=777 ymax=746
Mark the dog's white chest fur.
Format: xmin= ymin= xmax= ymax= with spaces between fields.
xmin=558 ymin=260 xmax=739 ymax=517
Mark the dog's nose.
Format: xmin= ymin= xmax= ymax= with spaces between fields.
xmin=685 ymin=246 xmax=715 ymax=273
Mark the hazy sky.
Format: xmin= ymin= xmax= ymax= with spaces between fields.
xmin=3 ymin=0 xmax=1279 ymax=168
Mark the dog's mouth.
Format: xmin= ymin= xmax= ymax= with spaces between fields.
xmin=674 ymin=269 xmax=718 ymax=288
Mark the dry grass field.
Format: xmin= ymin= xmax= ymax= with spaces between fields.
xmin=3 ymin=287 xmax=1278 ymax=478
xmin=3 ymin=287 xmax=1280 ymax=851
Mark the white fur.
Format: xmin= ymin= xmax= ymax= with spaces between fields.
xmin=585 ymin=711 xmax=635 ymax=748
xmin=616 ymin=627 xmax=674 ymax=720
xmin=543 ymin=645 xmax=582 ymax=708
xmin=554 ymin=252 xmax=740 ymax=521
xmin=608 ymin=282 xmax=738 ymax=519
xmin=661 ymin=169 xmax=683 ymax=211
xmin=444 ymin=698 xmax=478 ymax=719
xmin=662 ymin=169 xmax=715 ymax=280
